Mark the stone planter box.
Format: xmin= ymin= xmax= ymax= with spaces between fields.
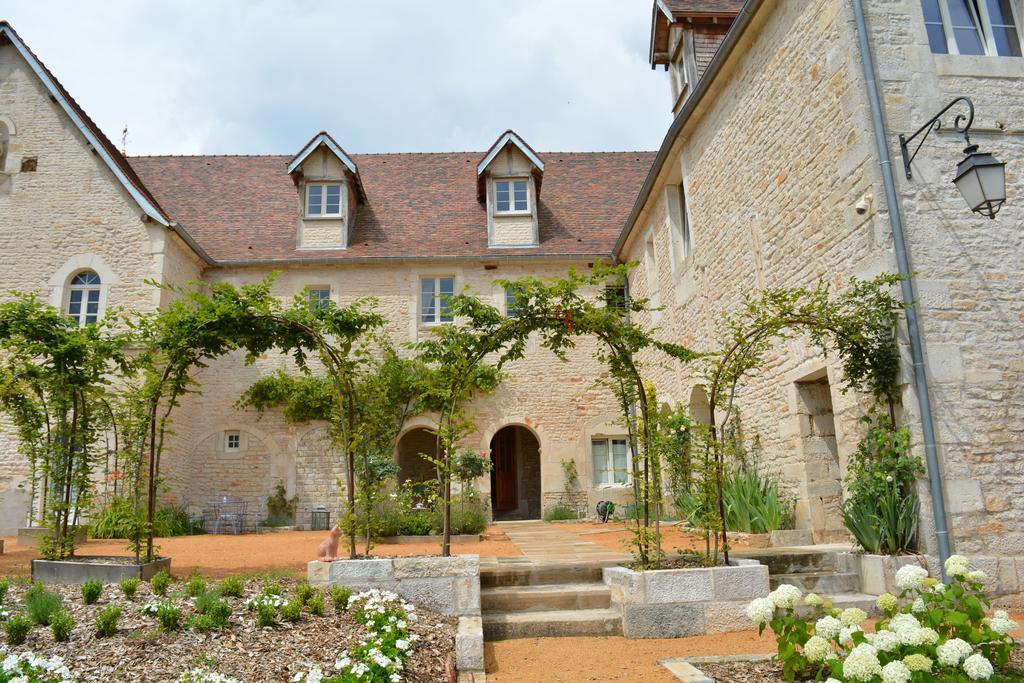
xmin=31 ymin=556 xmax=171 ymax=584
xmin=603 ymin=559 xmax=769 ymax=638
xmin=18 ymin=526 xmax=87 ymax=547
xmin=308 ymin=554 xmax=480 ymax=617
xmin=374 ymin=534 xmax=482 ymax=544
xmin=840 ymin=552 xmax=929 ymax=595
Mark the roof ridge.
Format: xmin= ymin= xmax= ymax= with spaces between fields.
xmin=129 ymin=149 xmax=658 ymax=159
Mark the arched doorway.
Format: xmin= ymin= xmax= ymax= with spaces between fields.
xmin=489 ymin=425 xmax=541 ymax=521
xmin=396 ymin=427 xmax=439 ymax=485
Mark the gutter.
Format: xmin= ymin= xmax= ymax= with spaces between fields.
xmin=212 ymin=252 xmax=614 ymax=268
xmin=851 ymin=0 xmax=952 ymax=576
xmin=614 ymin=0 xmax=766 ymax=257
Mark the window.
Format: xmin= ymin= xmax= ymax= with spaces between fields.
xmin=505 ymin=286 xmax=523 ymax=317
xmin=307 ymin=287 xmax=331 ymax=309
xmin=306 ymin=183 xmax=342 ymax=217
xmin=921 ymin=0 xmax=1021 ymax=56
xmin=495 ymin=179 xmax=529 ymax=213
xmin=672 ymin=182 xmax=693 ymax=262
xmin=66 ymin=271 xmax=101 ymax=326
xmin=420 ymin=276 xmax=455 ymax=324
xmin=225 ymin=431 xmax=240 ymax=451
xmin=603 ymin=282 xmax=628 ymax=314
xmin=592 ymin=438 xmax=630 ymax=485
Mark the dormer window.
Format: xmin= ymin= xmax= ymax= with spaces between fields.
xmin=306 ymin=183 xmax=342 ymax=218
xmin=495 ymin=179 xmax=529 ymax=214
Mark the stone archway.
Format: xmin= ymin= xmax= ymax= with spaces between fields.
xmin=395 ymin=427 xmax=439 ymax=485
xmin=489 ymin=425 xmax=541 ymax=521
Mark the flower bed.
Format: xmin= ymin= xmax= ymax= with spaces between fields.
xmin=747 ymin=554 xmax=1021 ymax=681
xmin=0 ymin=576 xmax=455 ymax=681
xmin=604 ymin=559 xmax=769 ymax=637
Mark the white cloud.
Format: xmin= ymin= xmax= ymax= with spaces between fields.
xmin=4 ymin=0 xmax=671 ymax=154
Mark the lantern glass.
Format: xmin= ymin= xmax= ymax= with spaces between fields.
xmin=954 ymin=150 xmax=1006 ymax=218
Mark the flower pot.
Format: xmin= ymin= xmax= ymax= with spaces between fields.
xmin=31 ymin=556 xmax=171 ymax=584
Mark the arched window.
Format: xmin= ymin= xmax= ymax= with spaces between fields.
xmin=66 ymin=271 xmax=101 ymax=326
xmin=0 ymin=120 xmax=9 ymax=173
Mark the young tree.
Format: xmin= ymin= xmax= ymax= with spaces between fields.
xmin=0 ymin=295 xmax=132 ymax=559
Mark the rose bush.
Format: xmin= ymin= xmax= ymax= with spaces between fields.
xmin=748 ymin=555 xmax=1020 ymax=681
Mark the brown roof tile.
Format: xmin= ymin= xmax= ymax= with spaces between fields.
xmin=129 ymin=151 xmax=656 ymax=263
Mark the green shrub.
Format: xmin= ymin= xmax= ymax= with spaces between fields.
xmin=294 ymin=581 xmax=314 ymax=606
xmin=330 ymin=585 xmax=352 ymax=611
xmin=543 ymin=504 xmax=579 ymax=521
xmin=3 ymin=613 xmax=30 ymax=645
xmin=218 ymin=575 xmax=244 ymax=598
xmin=280 ymin=599 xmax=301 ymax=623
xmin=430 ymin=498 xmax=488 ymax=535
xmin=156 ymin=601 xmax=181 ymax=631
xmin=81 ymin=578 xmax=103 ymax=605
xmin=185 ymin=572 xmax=206 ymax=598
xmin=0 ymin=577 xmax=9 ymax=603
xmin=25 ymin=583 xmax=63 ymax=626
xmin=153 ymin=503 xmax=196 ymax=536
xmin=95 ymin=605 xmax=121 ymax=637
xmin=120 ymin=577 xmax=140 ymax=601
xmin=720 ymin=468 xmax=792 ymax=534
xmin=50 ymin=609 xmax=74 ymax=642
xmin=151 ymin=569 xmax=171 ymax=596
xmin=91 ymin=498 xmax=198 ymax=538
xmin=305 ymin=591 xmax=324 ymax=616
xmin=256 ymin=602 xmax=276 ymax=627
xmin=263 ymin=483 xmax=298 ymax=527
xmin=195 ymin=593 xmax=232 ymax=623
xmin=261 ymin=580 xmax=282 ymax=597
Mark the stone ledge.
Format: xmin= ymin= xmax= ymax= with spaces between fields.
xmin=456 ymin=615 xmax=484 ymax=672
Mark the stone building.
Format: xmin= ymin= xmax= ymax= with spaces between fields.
xmin=1 ymin=0 xmax=1022 ymax=581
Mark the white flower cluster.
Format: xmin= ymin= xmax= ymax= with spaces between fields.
xmin=842 ymin=643 xmax=882 ymax=682
xmin=936 ymin=637 xmax=973 ymax=666
xmin=768 ymin=584 xmax=802 ymax=610
xmin=802 ymin=635 xmax=831 ymax=662
xmin=745 ymin=597 xmax=774 ymax=626
xmin=880 ymin=659 xmax=911 ymax=683
xmin=985 ymin=610 xmax=1020 ymax=636
xmin=177 ymin=670 xmax=241 ymax=683
xmin=945 ymin=554 xmax=970 ymax=578
xmin=963 ymin=653 xmax=994 ymax=680
xmin=814 ymin=615 xmax=842 ymax=640
xmin=840 ymin=608 xmax=867 ymax=627
xmin=0 ymin=647 xmax=75 ymax=683
xmin=138 ymin=601 xmax=162 ymax=615
xmin=245 ymin=594 xmax=286 ymax=610
xmin=894 ymin=564 xmax=928 ymax=591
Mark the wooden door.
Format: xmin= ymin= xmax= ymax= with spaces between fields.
xmin=492 ymin=429 xmax=518 ymax=511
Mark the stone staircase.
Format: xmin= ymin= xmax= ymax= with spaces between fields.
xmin=480 ymin=563 xmax=623 ymax=639
xmin=736 ymin=547 xmax=878 ymax=613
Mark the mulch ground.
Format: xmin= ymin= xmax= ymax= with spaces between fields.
xmin=0 ymin=526 xmax=519 ymax=578
xmin=2 ymin=576 xmax=456 ymax=682
xmin=550 ymin=520 xmax=754 ymax=555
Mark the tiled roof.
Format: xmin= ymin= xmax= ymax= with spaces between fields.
xmin=663 ymin=0 xmax=744 ymax=17
xmin=129 ymin=151 xmax=656 ymax=263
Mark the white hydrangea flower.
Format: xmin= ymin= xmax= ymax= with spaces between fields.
xmin=936 ymin=638 xmax=973 ymax=666
xmin=945 ymin=554 xmax=970 ymax=578
xmin=987 ymin=613 xmax=1019 ymax=636
xmin=911 ymin=597 xmax=926 ymax=613
xmin=803 ymin=635 xmax=831 ymax=662
xmin=841 ymin=607 xmax=868 ymax=627
xmin=873 ymin=629 xmax=900 ymax=652
xmin=966 ymin=570 xmax=988 ymax=584
xmin=876 ymin=593 xmax=899 ymax=612
xmin=915 ymin=627 xmax=939 ymax=646
xmin=804 ymin=593 xmax=823 ymax=607
xmin=815 ymin=615 xmax=843 ymax=640
xmin=746 ymin=597 xmax=775 ymax=626
xmin=963 ymin=653 xmax=994 ymax=680
xmin=825 ymin=679 xmax=842 ymax=683
xmin=903 ymin=653 xmax=933 ymax=672
xmin=881 ymin=660 xmax=912 ymax=683
xmin=843 ymin=643 xmax=882 ymax=682
xmin=895 ymin=564 xmax=929 ymax=591
xmin=769 ymin=584 xmax=802 ymax=610
xmin=931 ymin=582 xmax=946 ymax=594
xmin=839 ymin=625 xmax=862 ymax=646
xmin=889 ymin=613 xmax=922 ymax=645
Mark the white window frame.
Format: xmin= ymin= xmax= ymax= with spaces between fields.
xmin=306 ymin=286 xmax=332 ymax=309
xmin=65 ymin=270 xmax=102 ymax=327
xmin=925 ymin=0 xmax=1022 ymax=56
xmin=225 ymin=430 xmax=241 ymax=452
xmin=493 ymin=178 xmax=530 ymax=215
xmin=420 ymin=276 xmax=455 ymax=325
xmin=504 ymin=286 xmax=522 ymax=318
xmin=592 ymin=437 xmax=631 ymax=486
xmin=305 ymin=183 xmax=343 ymax=218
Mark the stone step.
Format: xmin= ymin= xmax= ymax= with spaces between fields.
xmin=480 ymin=563 xmax=607 ymax=588
xmin=482 ymin=608 xmax=622 ymax=640
xmin=733 ymin=549 xmax=837 ymax=575
xmin=770 ymin=571 xmax=861 ymax=594
xmin=481 ymin=583 xmax=612 ymax=612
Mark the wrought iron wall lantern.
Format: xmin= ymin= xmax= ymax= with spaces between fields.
xmin=899 ymin=96 xmax=1006 ymax=219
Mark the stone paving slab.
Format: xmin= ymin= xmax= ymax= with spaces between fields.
xmin=495 ymin=521 xmax=630 ymax=565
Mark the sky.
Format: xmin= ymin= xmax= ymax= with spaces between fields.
xmin=3 ymin=1 xmax=671 ymax=156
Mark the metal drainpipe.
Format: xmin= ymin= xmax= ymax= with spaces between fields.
xmin=850 ymin=0 xmax=952 ymax=577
